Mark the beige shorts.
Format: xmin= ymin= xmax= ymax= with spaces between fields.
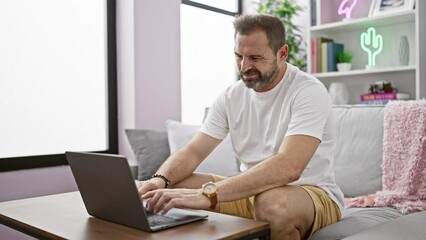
xmin=211 ymin=175 xmax=341 ymax=239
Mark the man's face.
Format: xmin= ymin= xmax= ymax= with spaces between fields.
xmin=234 ymin=30 xmax=279 ymax=92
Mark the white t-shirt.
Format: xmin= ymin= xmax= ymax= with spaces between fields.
xmin=200 ymin=63 xmax=344 ymax=210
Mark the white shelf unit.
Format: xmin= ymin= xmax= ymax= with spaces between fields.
xmin=307 ymin=0 xmax=425 ymax=104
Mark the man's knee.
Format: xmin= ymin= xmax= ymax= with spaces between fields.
xmin=254 ymin=188 xmax=294 ymax=224
xmin=253 ymin=186 xmax=315 ymax=238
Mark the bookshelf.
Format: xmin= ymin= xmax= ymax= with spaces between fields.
xmin=307 ymin=0 xmax=425 ymax=104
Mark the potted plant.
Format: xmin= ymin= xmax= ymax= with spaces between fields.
xmin=257 ymin=0 xmax=306 ymax=71
xmin=337 ymin=50 xmax=353 ymax=72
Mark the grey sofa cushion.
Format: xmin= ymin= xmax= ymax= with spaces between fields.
xmin=125 ymin=129 xmax=170 ymax=180
xmin=312 ymin=207 xmax=402 ymax=240
xmin=332 ymin=105 xmax=385 ymax=197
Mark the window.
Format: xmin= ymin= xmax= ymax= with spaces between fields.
xmin=0 ymin=0 xmax=117 ymax=171
xmin=180 ymin=1 xmax=241 ymax=125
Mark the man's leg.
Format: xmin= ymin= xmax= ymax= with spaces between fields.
xmin=172 ymin=175 xmax=339 ymax=240
xmin=254 ymin=185 xmax=315 ymax=240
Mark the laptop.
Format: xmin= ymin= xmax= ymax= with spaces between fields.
xmin=65 ymin=151 xmax=208 ymax=232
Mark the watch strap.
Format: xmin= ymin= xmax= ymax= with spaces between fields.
xmin=203 ymin=192 xmax=218 ymax=210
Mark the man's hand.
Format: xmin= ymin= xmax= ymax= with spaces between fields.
xmin=136 ymin=178 xmax=166 ymax=197
xmin=142 ymin=188 xmax=211 ymax=215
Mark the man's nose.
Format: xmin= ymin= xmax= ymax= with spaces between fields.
xmin=240 ymin=57 xmax=253 ymax=72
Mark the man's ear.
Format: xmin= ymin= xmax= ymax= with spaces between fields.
xmin=278 ymin=44 xmax=289 ymax=62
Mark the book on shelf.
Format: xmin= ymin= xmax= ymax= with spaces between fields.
xmin=360 ymin=93 xmax=410 ymax=104
xmin=360 ymin=92 xmax=397 ymax=101
xmin=311 ymin=38 xmax=317 ymax=73
xmin=360 ymin=99 xmax=392 ymax=105
xmin=327 ymin=42 xmax=344 ymax=72
xmin=321 ymin=42 xmax=328 ymax=73
xmin=312 ymin=37 xmax=333 ymax=73
xmin=310 ymin=0 xmax=317 ymax=26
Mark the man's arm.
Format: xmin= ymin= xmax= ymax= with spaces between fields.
xmin=215 ymin=134 xmax=320 ymax=202
xmin=137 ymin=132 xmax=222 ymax=194
xmin=141 ymin=134 xmax=321 ymax=214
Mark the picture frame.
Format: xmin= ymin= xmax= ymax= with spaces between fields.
xmin=369 ymin=0 xmax=415 ymax=16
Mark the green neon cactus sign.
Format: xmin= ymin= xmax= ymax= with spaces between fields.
xmin=360 ymin=27 xmax=383 ymax=67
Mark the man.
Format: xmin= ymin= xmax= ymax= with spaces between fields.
xmin=138 ymin=13 xmax=344 ymax=240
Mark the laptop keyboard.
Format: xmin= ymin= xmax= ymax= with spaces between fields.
xmin=146 ymin=211 xmax=177 ymax=226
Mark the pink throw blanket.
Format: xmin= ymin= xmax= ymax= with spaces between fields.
xmin=345 ymin=100 xmax=426 ymax=214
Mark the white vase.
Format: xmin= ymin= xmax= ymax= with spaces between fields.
xmin=399 ymin=35 xmax=409 ymax=66
xmin=328 ymin=82 xmax=350 ymax=105
xmin=337 ymin=63 xmax=352 ymax=72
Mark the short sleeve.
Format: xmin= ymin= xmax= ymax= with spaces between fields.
xmin=200 ymin=91 xmax=229 ymax=139
xmin=285 ymin=84 xmax=331 ymax=141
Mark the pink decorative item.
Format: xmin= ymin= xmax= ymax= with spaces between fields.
xmin=345 ymin=100 xmax=426 ymax=214
xmin=338 ymin=0 xmax=358 ymax=20
xmin=375 ymin=100 xmax=426 ymax=214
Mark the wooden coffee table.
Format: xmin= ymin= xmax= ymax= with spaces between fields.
xmin=0 ymin=192 xmax=270 ymax=239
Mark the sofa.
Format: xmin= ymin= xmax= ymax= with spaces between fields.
xmin=126 ymin=103 xmax=426 ymax=239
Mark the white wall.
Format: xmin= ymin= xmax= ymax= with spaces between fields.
xmin=134 ymin=0 xmax=182 ymax=131
xmin=117 ymin=0 xmax=136 ymax=164
xmin=118 ymin=0 xmax=182 ymax=165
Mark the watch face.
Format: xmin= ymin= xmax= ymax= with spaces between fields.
xmin=203 ymin=182 xmax=217 ymax=194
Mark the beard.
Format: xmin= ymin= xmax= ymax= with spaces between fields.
xmin=240 ymin=64 xmax=279 ymax=91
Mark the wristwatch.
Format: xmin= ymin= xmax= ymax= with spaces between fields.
xmin=202 ymin=181 xmax=218 ymax=210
